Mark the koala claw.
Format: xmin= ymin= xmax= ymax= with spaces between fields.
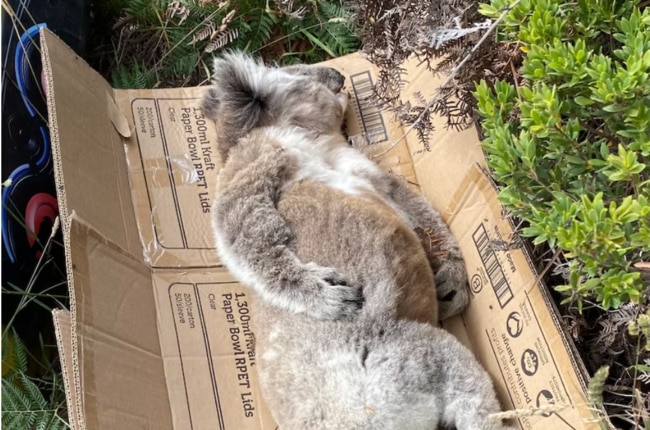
xmin=303 ymin=263 xmax=363 ymax=320
xmin=434 ymin=259 xmax=470 ymax=320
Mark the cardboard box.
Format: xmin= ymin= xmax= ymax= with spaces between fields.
xmin=44 ymin=28 xmax=599 ymax=429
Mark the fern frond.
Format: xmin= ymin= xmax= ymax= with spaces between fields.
xmin=108 ymin=0 xmax=359 ymax=87
xmin=2 ymin=381 xmax=22 ymax=415
xmin=35 ymin=414 xmax=54 ymax=430
xmin=321 ymin=25 xmax=359 ymax=55
xmin=2 ymin=372 xmax=68 ymax=430
xmin=610 ymin=302 xmax=638 ymax=324
xmin=111 ymin=61 xmax=157 ymax=89
xmin=2 ymin=376 xmax=32 ymax=413
xmin=112 ymin=15 xmax=133 ymax=31
xmin=124 ymin=0 xmax=168 ymax=25
xmin=192 ymin=21 xmax=216 ymax=44
xmin=319 ymin=0 xmax=357 ymax=25
xmin=205 ymin=28 xmax=240 ymax=53
xmin=228 ymin=4 xmax=277 ymax=53
xmin=22 ymin=374 xmax=47 ymax=410
xmin=428 ymin=19 xmax=491 ymax=49
xmin=166 ymin=1 xmax=191 ymax=24
xmin=287 ymin=1 xmax=359 ymax=58
xmin=221 ymin=8 xmax=236 ymax=26
xmin=2 ymin=329 xmax=29 ymax=377
xmin=165 ymin=51 xmax=199 ymax=80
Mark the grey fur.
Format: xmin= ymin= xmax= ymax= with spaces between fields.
xmin=257 ymin=306 xmax=511 ymax=430
xmin=201 ymin=52 xmax=347 ymax=162
xmin=204 ymin=52 xmax=512 ymax=429
xmin=214 ymin=140 xmax=363 ymax=320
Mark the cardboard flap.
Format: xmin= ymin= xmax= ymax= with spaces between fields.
xmin=445 ymin=167 xmax=597 ymax=428
xmin=66 ymin=213 xmax=172 ymax=429
xmin=151 ymin=268 xmax=277 ymax=429
xmin=114 ymin=88 xmax=223 ymax=268
xmin=40 ymin=29 xmax=141 ymax=259
xmin=399 ymin=59 xmax=488 ymax=217
xmin=52 ymin=309 xmax=81 ymax=430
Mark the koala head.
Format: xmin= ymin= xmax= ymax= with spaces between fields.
xmin=201 ymin=52 xmax=348 ymax=161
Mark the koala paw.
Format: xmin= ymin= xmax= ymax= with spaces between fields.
xmin=302 ymin=263 xmax=363 ymax=320
xmin=434 ymin=258 xmax=470 ymax=320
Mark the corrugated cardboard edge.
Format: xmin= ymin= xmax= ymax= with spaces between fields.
xmin=41 ymin=29 xmax=86 ymax=430
xmin=52 ymin=309 xmax=81 ymax=430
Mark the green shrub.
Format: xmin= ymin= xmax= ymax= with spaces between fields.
xmin=476 ymin=0 xmax=650 ymax=311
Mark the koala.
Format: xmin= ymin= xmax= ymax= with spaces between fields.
xmin=204 ymin=53 xmax=469 ymax=322
xmin=203 ymin=52 xmax=513 ymax=430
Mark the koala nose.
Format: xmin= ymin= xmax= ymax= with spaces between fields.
xmin=326 ymin=68 xmax=345 ymax=93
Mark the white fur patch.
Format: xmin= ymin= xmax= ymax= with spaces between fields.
xmin=232 ymin=54 xmax=299 ymax=97
xmin=268 ymin=328 xmax=281 ymax=341
xmin=262 ymin=349 xmax=279 ymax=362
xmin=263 ymin=126 xmax=414 ymax=228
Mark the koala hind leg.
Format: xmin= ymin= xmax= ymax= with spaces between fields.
xmin=370 ymin=172 xmax=470 ymax=320
xmin=370 ymin=323 xmax=513 ymax=430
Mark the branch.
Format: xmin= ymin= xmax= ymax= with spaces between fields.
xmin=372 ymin=0 xmax=522 ymax=159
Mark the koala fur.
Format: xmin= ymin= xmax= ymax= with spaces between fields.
xmin=203 ymin=52 xmax=513 ymax=430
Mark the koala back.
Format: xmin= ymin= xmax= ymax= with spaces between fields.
xmin=278 ymin=180 xmax=437 ymax=324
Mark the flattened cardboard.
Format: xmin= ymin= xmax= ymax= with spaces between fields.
xmin=397 ymin=62 xmax=595 ymax=428
xmin=115 ymin=91 xmax=222 ymax=268
xmin=441 ymin=168 xmax=591 ymax=428
xmin=152 ymin=269 xmax=276 ymax=429
xmin=67 ymin=213 xmax=172 ymax=429
xmin=44 ymin=27 xmax=600 ymax=430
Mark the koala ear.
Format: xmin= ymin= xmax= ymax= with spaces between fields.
xmin=201 ymin=87 xmax=221 ymax=120
xmin=205 ymin=51 xmax=270 ymax=131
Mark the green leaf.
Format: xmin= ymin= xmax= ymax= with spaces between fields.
xmin=574 ymin=96 xmax=594 ymax=106
xmin=643 ymin=49 xmax=650 ymax=68
xmin=478 ymin=3 xmax=499 ymax=17
xmin=602 ymin=104 xmax=627 ymax=113
xmin=554 ymin=284 xmax=574 ymax=292
xmin=631 ymin=364 xmax=650 ymax=372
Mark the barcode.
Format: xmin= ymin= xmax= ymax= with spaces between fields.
xmin=473 ymin=224 xmax=513 ymax=308
xmin=350 ymin=71 xmax=388 ymax=144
